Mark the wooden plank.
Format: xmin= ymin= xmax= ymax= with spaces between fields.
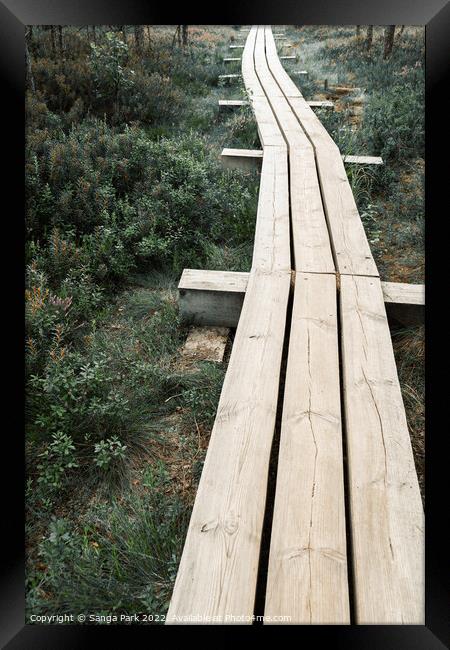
xmin=179 ymin=269 xmax=247 ymax=327
xmin=166 ymin=269 xmax=291 ymax=624
xmin=381 ymin=281 xmax=424 ymax=305
xmin=308 ymin=100 xmax=334 ymax=108
xmin=264 ymin=28 xmax=379 ymax=277
xmin=252 ymin=146 xmax=290 ymax=272
xmin=179 ymin=269 xmax=249 ymax=294
xmin=179 ymin=271 xmax=425 ymax=329
xmin=167 ymin=27 xmax=291 ymax=623
xmin=218 ymin=100 xmax=249 ymax=108
xmin=254 ymin=27 xmax=335 ymax=274
xmin=340 ymin=275 xmax=424 ymax=623
xmin=218 ymin=74 xmax=241 ymax=82
xmin=265 ymin=273 xmax=350 ymax=624
xmin=382 ymin=281 xmax=424 ymax=327
xmin=241 ymin=28 xmax=287 ymax=146
xmin=343 ymin=155 xmax=383 ymax=165
xmin=220 ymin=147 xmax=263 ymax=171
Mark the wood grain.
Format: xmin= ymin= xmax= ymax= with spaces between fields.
xmin=340 ymin=275 xmax=424 ymax=623
xmin=265 ymin=273 xmax=350 ymax=623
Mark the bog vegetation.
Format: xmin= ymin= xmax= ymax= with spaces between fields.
xmin=25 ymin=25 xmax=424 ymax=622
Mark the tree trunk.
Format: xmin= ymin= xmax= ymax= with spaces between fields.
xmin=396 ymin=25 xmax=405 ymax=42
xmin=383 ymin=26 xmax=396 ymax=59
xmin=50 ymin=26 xmax=56 ymax=56
xmin=92 ymin=25 xmax=97 ymax=43
xmin=58 ymin=26 xmax=64 ymax=56
xmin=134 ymin=25 xmax=144 ymax=53
xmin=366 ymin=25 xmax=373 ymax=51
xmin=25 ymin=39 xmax=35 ymax=92
xmin=356 ymin=25 xmax=361 ymax=37
xmin=182 ymin=25 xmax=189 ymax=47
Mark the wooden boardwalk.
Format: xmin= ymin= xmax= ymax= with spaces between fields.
xmin=166 ymin=26 xmax=423 ymax=625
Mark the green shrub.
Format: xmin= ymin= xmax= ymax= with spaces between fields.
xmin=27 ymin=488 xmax=190 ymax=621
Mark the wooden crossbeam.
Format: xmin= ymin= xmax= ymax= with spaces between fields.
xmin=219 ymin=100 xmax=334 ymax=111
xmin=220 ymin=148 xmax=383 ymax=170
xmin=343 ymin=155 xmax=383 ymax=165
xmin=218 ymin=74 xmax=241 ymax=82
xmin=308 ymin=100 xmax=334 ymax=108
xmin=218 ymin=100 xmax=248 ymax=109
xmin=178 ymin=269 xmax=425 ymax=329
xmin=220 ymin=148 xmax=263 ymax=171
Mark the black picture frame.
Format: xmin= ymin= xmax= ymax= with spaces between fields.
xmin=2 ymin=0 xmax=448 ymax=646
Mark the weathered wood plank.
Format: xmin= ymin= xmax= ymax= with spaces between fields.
xmin=308 ymin=100 xmax=334 ymax=108
xmin=382 ymin=281 xmax=424 ymax=327
xmin=265 ymin=272 xmax=350 ymax=624
xmin=252 ymin=146 xmax=290 ymax=272
xmin=220 ymin=147 xmax=263 ymax=171
xmin=178 ymin=270 xmax=425 ymax=328
xmin=167 ymin=27 xmax=291 ymax=624
xmin=179 ymin=269 xmax=249 ymax=293
xmin=218 ymin=99 xmax=248 ymax=108
xmin=179 ymin=269 xmax=247 ymax=327
xmin=218 ymin=74 xmax=241 ymax=82
xmin=382 ymin=281 xmax=424 ymax=305
xmin=340 ymin=275 xmax=424 ymax=623
xmin=166 ymin=269 xmax=291 ymax=624
xmin=254 ymin=27 xmax=335 ymax=274
xmin=264 ymin=28 xmax=378 ymax=277
xmin=343 ymin=155 xmax=383 ymax=165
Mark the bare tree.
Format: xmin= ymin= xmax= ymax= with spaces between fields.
xmin=396 ymin=25 xmax=405 ymax=42
xmin=172 ymin=25 xmax=182 ymax=48
xmin=134 ymin=25 xmax=145 ymax=54
xmin=25 ymin=30 xmax=35 ymax=92
xmin=58 ymin=26 xmax=64 ymax=56
xmin=50 ymin=25 xmax=57 ymax=56
xmin=366 ymin=25 xmax=373 ymax=51
xmin=383 ymin=25 xmax=396 ymax=59
xmin=182 ymin=25 xmax=189 ymax=47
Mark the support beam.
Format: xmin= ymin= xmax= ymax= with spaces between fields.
xmin=219 ymin=100 xmax=333 ymax=110
xmin=178 ymin=269 xmax=424 ymax=329
xmin=308 ymin=100 xmax=334 ymax=109
xmin=382 ymin=281 xmax=424 ymax=327
xmin=220 ymin=148 xmax=263 ymax=171
xmin=343 ymin=155 xmax=383 ymax=165
xmin=218 ymin=99 xmax=249 ymax=109
xmin=218 ymin=74 xmax=241 ymax=82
